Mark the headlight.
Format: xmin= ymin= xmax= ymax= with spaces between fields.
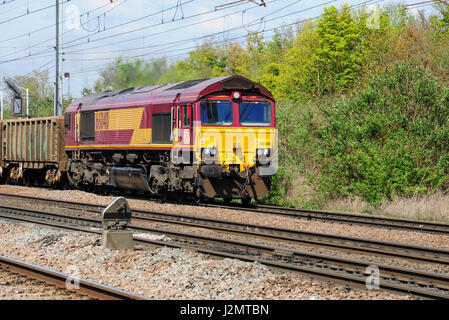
xmin=256 ymin=148 xmax=270 ymax=157
xmin=202 ymin=148 xmax=217 ymax=158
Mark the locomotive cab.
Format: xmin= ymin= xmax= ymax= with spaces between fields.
xmin=193 ymin=86 xmax=277 ymax=202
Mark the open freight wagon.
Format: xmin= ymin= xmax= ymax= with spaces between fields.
xmin=0 ymin=116 xmax=67 ymax=186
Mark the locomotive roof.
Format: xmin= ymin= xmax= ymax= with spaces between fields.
xmin=67 ymin=75 xmax=274 ymax=112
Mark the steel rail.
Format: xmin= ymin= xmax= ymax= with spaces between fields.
xmin=2 ymin=191 xmax=448 ymax=235
xmin=0 ymin=254 xmax=149 ymax=300
xmin=0 ymin=204 xmax=448 ymax=299
xmin=1 ymin=194 xmax=449 ymax=265
xmin=206 ymin=201 xmax=449 ymax=235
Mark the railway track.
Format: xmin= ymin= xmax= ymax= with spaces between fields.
xmin=0 ymin=254 xmax=149 ymax=300
xmin=0 ymin=200 xmax=448 ymax=298
xmin=2 ymin=191 xmax=448 ymax=235
xmin=0 ymin=193 xmax=448 ymax=265
xmin=205 ymin=202 xmax=449 ymax=235
xmin=109 ymin=192 xmax=449 ymax=235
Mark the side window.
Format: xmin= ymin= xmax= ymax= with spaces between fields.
xmin=80 ymin=111 xmax=95 ymax=141
xmin=152 ymin=113 xmax=171 ymax=143
xmin=64 ymin=113 xmax=71 ymax=132
xmin=183 ymin=104 xmax=191 ymax=127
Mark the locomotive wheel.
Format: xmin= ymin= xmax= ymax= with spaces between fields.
xmin=202 ymin=196 xmax=213 ymax=203
xmin=175 ymin=192 xmax=184 ymax=204
xmin=193 ymin=187 xmax=202 ymax=204
xmin=101 ymin=186 xmax=111 ymax=196
xmin=159 ymin=192 xmax=169 ymax=203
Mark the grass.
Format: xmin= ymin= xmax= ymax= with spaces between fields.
xmin=261 ymin=169 xmax=449 ymax=224
xmin=322 ymin=191 xmax=449 ymax=224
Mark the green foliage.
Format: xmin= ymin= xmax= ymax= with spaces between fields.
xmin=313 ymin=5 xmax=364 ymax=93
xmin=2 ymin=70 xmax=63 ymax=118
xmin=94 ymin=58 xmax=169 ymax=92
xmin=306 ymin=63 xmax=449 ymax=204
xmin=268 ymin=21 xmax=319 ymax=101
xmin=437 ymin=3 xmax=449 ymax=32
xmin=260 ymin=165 xmax=294 ymax=207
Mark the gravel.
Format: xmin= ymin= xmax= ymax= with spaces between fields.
xmin=127 ymin=220 xmax=449 ymax=275
xmin=1 ymin=185 xmax=447 ymax=251
xmin=0 ymin=218 xmax=412 ymax=300
xmin=1 ymin=192 xmax=445 ymax=275
xmin=0 ymin=267 xmax=92 ymax=300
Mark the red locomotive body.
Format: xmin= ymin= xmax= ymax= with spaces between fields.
xmin=65 ymin=76 xmax=277 ymax=202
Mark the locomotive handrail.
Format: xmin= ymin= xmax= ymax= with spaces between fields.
xmin=170 ymin=106 xmax=174 ymax=142
xmin=177 ymin=106 xmax=181 ymax=141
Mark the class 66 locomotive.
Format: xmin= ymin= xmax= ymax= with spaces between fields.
xmin=0 ymin=75 xmax=277 ymax=204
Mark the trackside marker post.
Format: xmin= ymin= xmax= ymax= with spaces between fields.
xmin=101 ymin=197 xmax=134 ymax=250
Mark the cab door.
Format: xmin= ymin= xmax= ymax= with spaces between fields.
xmin=170 ymin=102 xmax=182 ymax=144
xmin=74 ymin=103 xmax=82 ymax=144
xmin=180 ymin=104 xmax=192 ymax=147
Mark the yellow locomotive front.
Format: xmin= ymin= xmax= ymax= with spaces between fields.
xmin=193 ymin=94 xmax=277 ymax=204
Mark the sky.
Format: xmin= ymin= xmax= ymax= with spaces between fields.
xmin=0 ymin=0 xmax=440 ymax=99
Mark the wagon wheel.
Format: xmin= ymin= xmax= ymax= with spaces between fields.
xmin=223 ymin=198 xmax=232 ymax=205
xmin=24 ymin=174 xmax=32 ymax=187
xmin=5 ymin=176 xmax=11 ymax=185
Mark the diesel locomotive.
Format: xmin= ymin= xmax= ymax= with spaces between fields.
xmin=0 ymin=75 xmax=277 ymax=203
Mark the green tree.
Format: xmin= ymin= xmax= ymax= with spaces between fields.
xmin=172 ymin=41 xmax=228 ymax=80
xmin=7 ymin=70 xmax=55 ymax=118
xmin=436 ymin=2 xmax=449 ymax=32
xmin=356 ymin=4 xmax=409 ymax=77
xmin=258 ymin=27 xmax=294 ymax=94
xmin=313 ymin=5 xmax=364 ymax=94
xmin=224 ymin=42 xmax=249 ymax=76
xmin=269 ymin=21 xmax=319 ymax=101
xmin=94 ymin=58 xmax=169 ymax=92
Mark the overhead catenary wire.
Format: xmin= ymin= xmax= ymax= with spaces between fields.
xmin=65 ymin=0 xmax=343 ymax=64
xmin=64 ymin=1 xmax=280 ymax=54
xmin=24 ymin=59 xmax=54 ymax=76
xmin=0 ymin=0 xmax=129 ymax=56
xmin=0 ymin=2 xmax=130 ymax=76
xmin=64 ymin=0 xmax=290 ymax=55
xmin=61 ymin=0 xmax=268 ymax=50
xmin=0 ymin=0 xmax=198 ymax=61
xmin=0 ymin=0 xmax=260 ymax=64
xmin=3 ymin=0 xmax=414 ymax=93
xmin=0 ymin=0 xmax=18 ymax=6
xmin=0 ymin=0 xmax=70 ymax=26
xmin=0 ymin=0 xmax=22 ymax=16
xmin=65 ymin=0 xmax=309 ymax=60
xmin=68 ymin=0 xmax=384 ymax=76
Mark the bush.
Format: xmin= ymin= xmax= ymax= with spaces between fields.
xmin=310 ymin=62 xmax=449 ymax=204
